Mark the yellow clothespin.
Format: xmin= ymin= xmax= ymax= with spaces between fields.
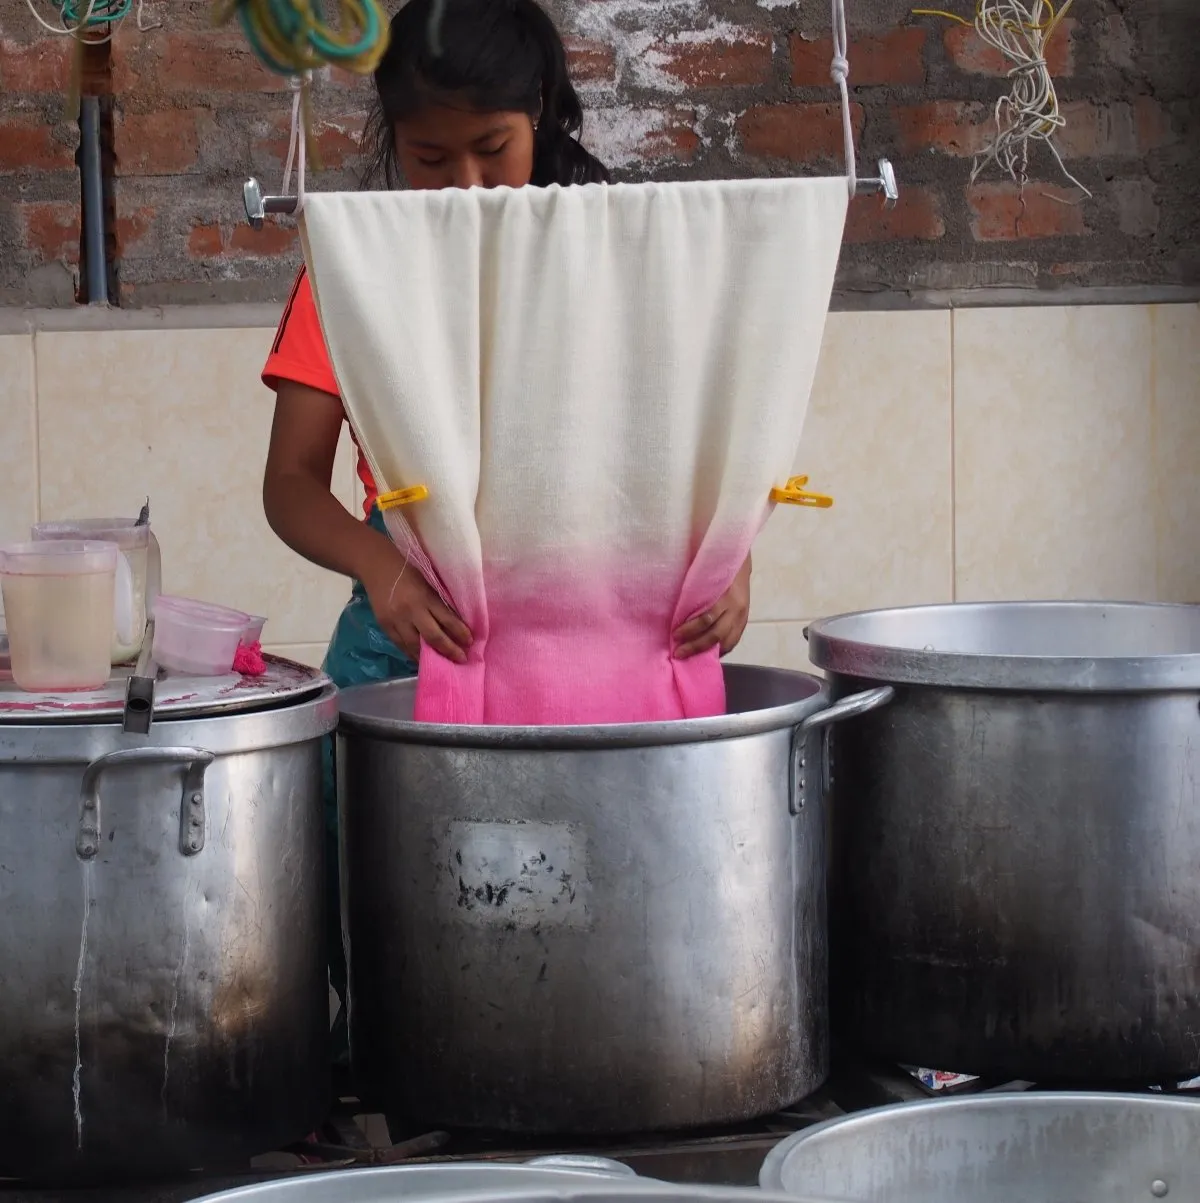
xmin=770 ymin=475 xmax=834 ymax=508
xmin=377 ymin=485 xmax=430 ymax=511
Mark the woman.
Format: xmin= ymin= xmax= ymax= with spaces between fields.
xmin=261 ymin=0 xmax=753 ymax=1023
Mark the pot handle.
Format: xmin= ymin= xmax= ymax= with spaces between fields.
xmin=76 ymin=746 xmax=215 ymax=860
xmin=790 ymin=686 xmax=894 ymax=815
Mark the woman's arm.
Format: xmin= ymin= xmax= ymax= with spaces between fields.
xmin=263 ymin=380 xmax=470 ymax=662
xmin=264 ymin=380 xmax=391 ymax=580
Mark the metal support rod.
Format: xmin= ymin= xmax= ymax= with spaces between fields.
xmin=80 ymin=97 xmax=109 ymax=306
xmin=243 ymin=161 xmax=900 ymax=228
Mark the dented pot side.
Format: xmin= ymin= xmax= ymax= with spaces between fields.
xmin=335 ymin=665 xmax=882 ymax=1132
xmin=0 ymin=687 xmax=337 ymax=1182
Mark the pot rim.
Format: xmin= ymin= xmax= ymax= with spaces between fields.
xmin=337 ymin=664 xmax=829 ymax=748
xmin=192 ymin=1165 xmax=812 ymax=1203
xmin=758 ymin=1090 xmax=1200 ymax=1192
xmin=0 ymin=685 xmax=338 ymax=763
xmin=807 ymin=600 xmax=1200 ymax=692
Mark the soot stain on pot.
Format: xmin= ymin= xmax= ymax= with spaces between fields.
xmin=0 ymin=1016 xmax=320 ymax=1181
xmin=454 ymin=847 xmax=566 ymax=912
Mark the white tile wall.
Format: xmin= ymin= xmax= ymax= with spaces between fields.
xmin=1152 ymin=303 xmax=1200 ymax=604
xmin=751 ymin=309 xmax=954 ymax=623
xmin=1 ymin=303 xmax=1195 ymax=670
xmin=953 ymin=306 xmax=1159 ymax=601
xmin=31 ymin=326 xmax=357 ymax=650
xmin=0 ymin=335 xmax=37 ymax=545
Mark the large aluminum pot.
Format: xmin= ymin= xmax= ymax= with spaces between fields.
xmin=807 ymin=601 xmax=1200 ymax=1081
xmin=0 ymin=672 xmax=338 ymax=1181
xmin=189 ymin=1161 xmax=808 ymax=1203
xmin=760 ymin=1093 xmax=1200 ymax=1203
xmin=336 ymin=664 xmax=892 ymax=1133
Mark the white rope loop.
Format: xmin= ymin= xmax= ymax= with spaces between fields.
xmin=275 ymin=4 xmax=862 ymax=207
xmin=830 ymin=0 xmax=857 ymax=196
xmin=281 ymin=72 xmax=309 ymax=212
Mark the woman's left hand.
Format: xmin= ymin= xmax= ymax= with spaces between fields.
xmin=673 ymin=555 xmax=752 ymax=659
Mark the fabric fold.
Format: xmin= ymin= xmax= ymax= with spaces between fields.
xmin=300 ymin=177 xmax=847 ymax=726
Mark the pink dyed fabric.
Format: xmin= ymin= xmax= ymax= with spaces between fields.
xmin=299 ymin=179 xmax=848 ymax=727
xmin=412 ymin=549 xmax=744 ymax=725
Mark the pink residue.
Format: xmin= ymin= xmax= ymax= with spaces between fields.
xmin=233 ymin=642 xmax=267 ymax=677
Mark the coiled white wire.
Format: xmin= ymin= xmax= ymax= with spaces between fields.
xmin=22 ymin=0 xmax=160 ymax=40
xmin=968 ymin=0 xmax=1089 ymax=196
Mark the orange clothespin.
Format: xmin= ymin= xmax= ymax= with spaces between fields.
xmin=769 ymin=475 xmax=833 ymax=508
xmin=377 ymin=485 xmax=430 ymax=511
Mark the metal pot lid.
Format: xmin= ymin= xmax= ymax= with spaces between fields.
xmin=759 ymin=1092 xmax=1200 ymax=1199
xmin=189 ymin=1165 xmax=798 ymax=1203
xmin=0 ymin=654 xmax=329 ymax=723
xmin=807 ymin=601 xmax=1200 ymax=692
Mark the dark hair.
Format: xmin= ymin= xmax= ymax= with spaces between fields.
xmin=361 ymin=0 xmax=610 ymax=189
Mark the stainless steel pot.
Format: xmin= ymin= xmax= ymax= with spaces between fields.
xmin=0 ymin=662 xmax=338 ymax=1181
xmin=336 ymin=665 xmax=892 ymax=1133
xmin=806 ymin=601 xmax=1200 ymax=1081
xmin=759 ymin=1093 xmax=1200 ymax=1203
xmin=189 ymin=1162 xmax=803 ymax=1203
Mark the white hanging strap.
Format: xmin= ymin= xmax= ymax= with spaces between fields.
xmin=830 ymin=0 xmax=857 ymax=196
xmin=281 ymin=74 xmax=308 ymax=213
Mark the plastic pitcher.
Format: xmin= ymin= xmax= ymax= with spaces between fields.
xmin=32 ymin=517 xmax=162 ymax=664
xmin=0 ymin=541 xmax=120 ymax=692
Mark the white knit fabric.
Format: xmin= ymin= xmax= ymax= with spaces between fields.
xmin=300 ymin=177 xmax=847 ymax=725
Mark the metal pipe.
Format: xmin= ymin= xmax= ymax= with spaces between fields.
xmin=79 ymin=97 xmax=109 ymax=306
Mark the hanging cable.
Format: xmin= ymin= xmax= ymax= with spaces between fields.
xmin=912 ymin=0 xmax=1087 ymax=196
xmin=23 ymin=0 xmax=129 ymax=41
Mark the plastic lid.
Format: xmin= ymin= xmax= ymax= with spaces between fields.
xmin=33 ymin=519 xmax=150 ymax=550
xmin=0 ymin=540 xmax=119 ymax=575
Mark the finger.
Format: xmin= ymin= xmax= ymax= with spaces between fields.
xmin=673 ymin=608 xmax=720 ymax=642
xmin=429 ymin=597 xmax=473 ymax=648
xmin=719 ymin=610 xmax=748 ymax=656
xmin=380 ymin=618 xmax=422 ymax=664
xmin=674 ymin=620 xmax=727 ymax=661
xmin=416 ymin=612 xmax=469 ymax=664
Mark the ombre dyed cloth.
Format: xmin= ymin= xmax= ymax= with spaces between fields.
xmin=300 ymin=177 xmax=847 ymax=725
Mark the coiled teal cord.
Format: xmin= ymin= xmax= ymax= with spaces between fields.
xmin=212 ymin=0 xmax=390 ymax=76
xmin=58 ymin=0 xmax=132 ymax=26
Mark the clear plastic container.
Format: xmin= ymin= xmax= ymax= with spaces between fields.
xmin=241 ymin=615 xmax=268 ymax=647
xmin=152 ymin=595 xmax=250 ymax=677
xmin=32 ymin=517 xmax=161 ymax=664
xmin=0 ymin=541 xmax=119 ymax=692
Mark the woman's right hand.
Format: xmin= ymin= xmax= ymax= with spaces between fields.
xmin=360 ymin=550 xmax=473 ymax=665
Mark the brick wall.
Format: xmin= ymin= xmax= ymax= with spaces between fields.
xmin=1 ymin=0 xmax=1196 ymax=307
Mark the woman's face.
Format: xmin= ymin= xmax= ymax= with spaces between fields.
xmin=393 ymin=103 xmax=536 ymax=190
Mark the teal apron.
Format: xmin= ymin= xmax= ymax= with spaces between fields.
xmin=321 ymin=506 xmax=417 ymax=1014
